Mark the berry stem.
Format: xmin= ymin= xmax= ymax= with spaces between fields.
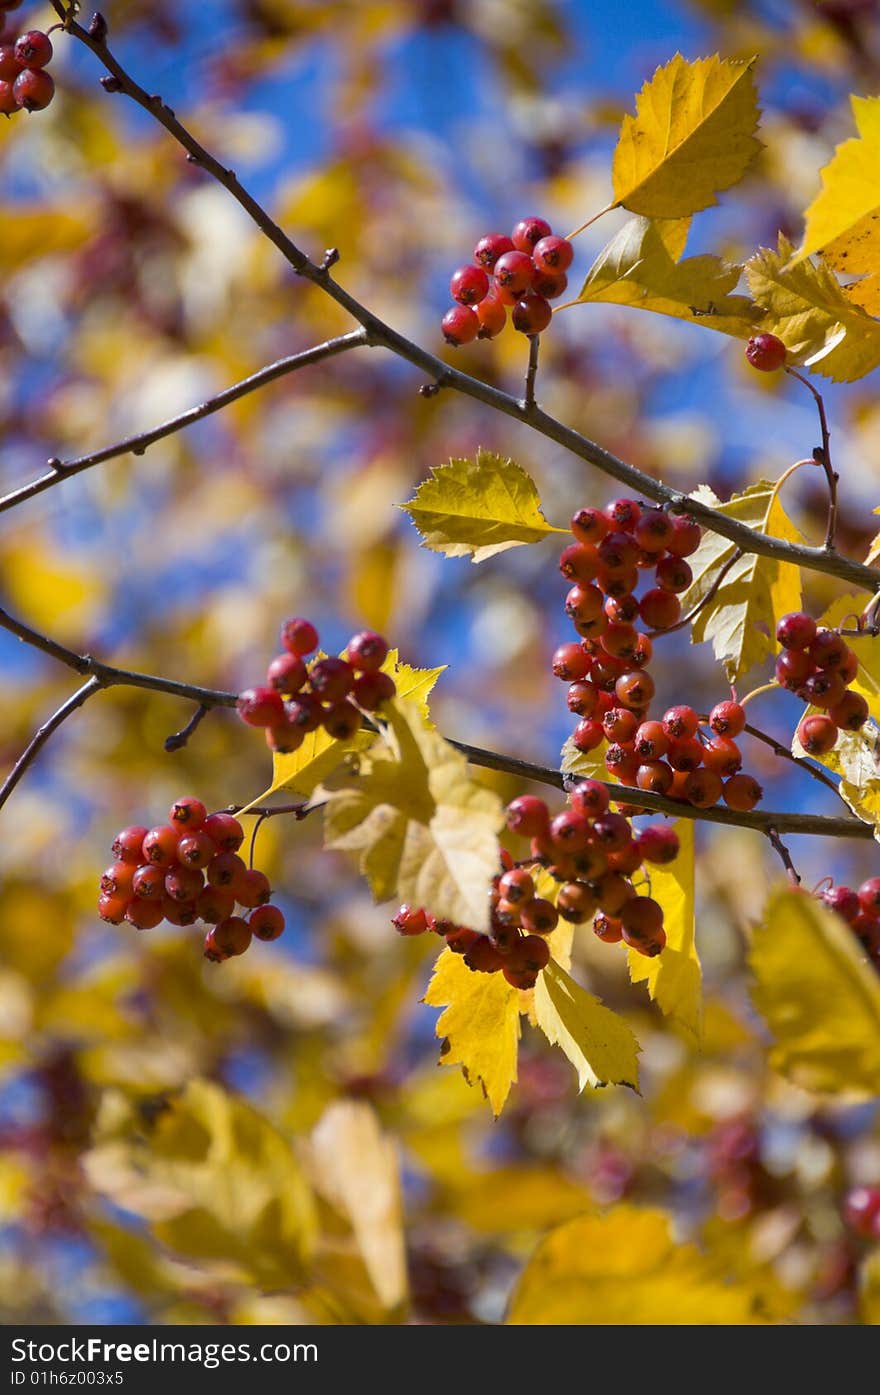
xmin=523 ymin=334 xmax=541 ymax=411
xmin=738 ymin=682 xmax=779 ymax=708
xmin=0 ymin=677 xmax=103 ymax=814
xmin=784 ymin=366 xmax=838 ymax=552
xmin=766 ymin=825 xmax=802 ymax=886
xmin=28 ymin=15 xmax=880 ymax=597
xmin=644 ymin=549 xmax=743 ymax=639
xmin=164 ymin=703 xmax=210 ymax=753
xmin=0 ymin=331 xmax=370 ymax=519
xmin=743 ymin=720 xmax=841 ymax=796
xmin=565 ymin=200 xmax=618 ymax=242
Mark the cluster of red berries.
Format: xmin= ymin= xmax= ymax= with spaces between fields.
xmin=0 ymin=27 xmax=55 ymax=116
xmin=774 ymin=612 xmax=869 ymax=756
xmin=441 ymin=216 xmax=573 ymax=346
xmin=98 ymin=797 xmax=285 ymax=961
xmin=236 ymin=618 xmax=396 ymax=754
xmin=818 ymin=877 xmax=880 ymax=973
xmin=554 ymin=498 xmax=764 ymax=813
xmin=393 ymin=883 xmax=552 ymax=991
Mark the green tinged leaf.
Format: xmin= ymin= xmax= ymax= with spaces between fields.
xmin=576 ymin=215 xmax=756 ymax=337
xmin=400 ymin=448 xmax=565 ymax=563
xmin=533 ymin=962 xmax=640 ymax=1092
xmin=680 ymin=479 xmax=804 ymax=680
xmin=749 ymin=888 xmax=880 ymax=1093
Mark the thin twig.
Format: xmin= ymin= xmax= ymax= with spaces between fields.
xmin=523 ymin=335 xmax=540 ymax=410
xmin=766 ymin=824 xmax=802 ymax=885
xmin=164 ymin=704 xmax=209 ymax=752
xmin=35 ymin=12 xmax=880 ymax=597
xmin=566 ymin=200 xmax=618 ymax=242
xmin=225 ymin=802 xmax=311 ymax=819
xmin=0 ymin=331 xmax=369 ymax=518
xmin=0 ymin=678 xmax=103 ymax=812
xmin=785 ymin=366 xmax=838 ymax=552
xmin=645 ymin=548 xmax=743 ymax=639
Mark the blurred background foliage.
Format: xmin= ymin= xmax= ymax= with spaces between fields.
xmin=1 ymin=0 xmax=880 ymax=1324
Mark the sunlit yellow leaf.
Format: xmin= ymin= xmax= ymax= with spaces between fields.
xmin=323 ymin=697 xmax=504 ymax=929
xmin=749 ymin=887 xmax=880 ymax=1094
xmin=507 ymin=1206 xmax=772 ymax=1324
xmin=859 ymin=1251 xmax=880 ymax=1325
xmin=401 ymin=448 xmax=566 ymax=564
xmin=795 ymin=97 xmax=880 ymax=280
xmin=681 ymin=479 xmax=804 ymax=680
xmin=0 ymin=208 xmax=93 ymax=272
xmin=533 ymin=961 xmax=640 ymax=1093
xmin=0 ymin=535 xmax=103 ymax=641
xmin=445 ymin=1166 xmax=594 ymax=1234
xmin=310 ymin=1102 xmax=407 ymax=1314
xmin=628 ymin=821 xmax=701 ymax=1042
xmin=746 ymin=235 xmax=880 ymax=381
xmin=423 ymin=947 xmax=521 ymax=1117
xmin=576 ymin=215 xmax=756 ymax=337
xmin=560 ymin=734 xmax=610 ymax=781
xmin=612 ymin=54 xmax=761 ymax=218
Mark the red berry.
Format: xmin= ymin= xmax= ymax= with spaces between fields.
xmin=702 ymin=737 xmax=742 ymax=777
xmin=502 ymin=964 xmax=539 ymax=990
xmin=441 ymin=304 xmax=479 ymax=345
xmin=598 ymin=530 xmax=639 ymax=572
xmin=573 ymin=718 xmax=604 ymax=752
xmin=639 ymin=588 xmax=682 ymax=630
xmin=605 ymin=744 xmax=640 ymax=782
xmin=829 ymin=690 xmax=869 ymax=732
xmin=600 ymin=622 xmax=639 ymax=661
xmin=604 ymin=594 xmax=640 ymax=626
xmin=0 ymin=79 xmax=18 ymax=115
xmin=775 ymin=649 xmax=812 ymax=689
xmin=519 ymin=900 xmax=558 ymax=936
xmin=250 ymin=904 xmax=285 ymax=942
xmin=164 ymin=867 xmax=204 ymax=903
xmin=709 ymin=701 xmax=746 ymax=738
xmin=570 ymin=779 xmax=610 ymax=818
xmin=592 ymin=813 xmax=632 ymax=853
xmin=567 ymin=681 xmax=600 ymax=717
xmin=196 ymin=886 xmax=236 ymax=924
xmin=655 ymin=556 xmax=693 ymax=593
xmin=797 ymin=713 xmax=838 ymax=756
xmin=809 ymin=629 xmax=849 ymax=671
xmin=131 ymin=864 xmax=166 ymax=900
xmin=112 ymin=825 xmax=149 ymax=864
xmin=353 ymin=670 xmax=396 ymax=710
xmin=265 ymin=721 xmax=305 ymax=755
xmin=532 ymin=235 xmax=573 ymax=273
xmin=662 ymin=706 xmax=698 ymax=740
xmin=682 ymin=769 xmax=723 ymax=808
xmin=506 ymin=795 xmax=550 ymax=838
xmin=464 ymin=935 xmax=504 ymax=973
xmin=512 ymin=933 xmax=552 ymax=972
xmin=450 ymin=264 xmax=490 ymax=305
xmin=475 ymin=291 xmax=507 ymax=338
xmin=776 ymin=612 xmax=817 ymax=650
xmin=323 ymin=700 xmax=362 ymax=740
xmin=237 ymin=685 xmax=285 ymax=727
xmin=550 ymin=809 xmax=592 ymax=851
xmin=599 ymin=566 xmax=639 ymax=599
xmin=821 ymin=886 xmax=861 ymax=924
xmin=555 ymin=881 xmax=595 ymax=923
xmin=839 ymin=649 xmax=859 ymax=684
xmin=101 ymin=862 xmax=135 ymax=898
xmin=13 ymin=67 xmax=54 ymax=110
xmin=168 ymin=796 xmax=207 ymax=831
xmin=512 ymin=293 xmax=552 ymax=335
xmin=0 ymin=44 xmax=22 ymax=80
xmin=636 ymin=761 xmax=674 ymax=795
xmin=800 ymin=671 xmax=846 ymax=709
xmin=202 ymin=813 xmax=244 ymax=853
xmin=668 ymin=736 xmax=704 ymax=773
xmin=392 ymin=904 xmax=429 ymax=935
xmin=176 ymin=831 xmax=216 ymax=869
xmin=284 ymin=693 xmax=324 ymax=732
xmin=633 ymin=721 xmax=669 ymax=760
xmin=493 ymin=250 xmax=535 ymax=294
xmin=604 ymin=499 xmax=642 ymax=531
xmin=280 ymin=617 xmax=319 ymax=656
xmin=309 ymin=656 xmax=354 ymax=702
xmin=266 ymin=652 xmax=307 ymax=694
xmin=858 ymin=877 xmax=880 ymax=913
xmin=205 ymin=916 xmax=252 ymax=961
xmin=552 ymin=642 xmax=592 ymax=682
xmin=142 ymin=825 xmax=181 ymax=866
xmin=603 ymin=707 xmax=638 ymax=743
xmin=530 ymin=267 xmax=568 ymax=300
xmin=632 ymin=634 xmax=653 ymax=668
xmin=14 ymin=31 xmax=52 ymax=69
xmin=511 ymin=216 xmax=552 ymax=253
xmin=207 ymin=851 xmax=248 ymax=893
xmin=722 ymin=773 xmax=763 ymax=811
xmin=125 ymin=898 xmax=164 ymax=931
xmin=621 ymin=895 xmax=664 ymax=937
xmin=162 ymin=898 xmax=199 ymax=927
xmin=746 ymin=333 xmax=787 ymax=372
xmin=98 ymin=893 xmax=129 ymax=925
xmin=633 ymin=509 xmax=674 ymax=553
xmin=474 ymin=233 xmax=515 ymax=269
xmin=666 ymin=515 xmax=702 ymax=557
xmin=446 ymin=927 xmax=481 ymax=955
xmin=498 ymin=869 xmax=536 ymax=905
xmin=843 ymin=1186 xmax=880 ymax=1239
xmin=570 ymin=508 xmax=609 ymax=545
xmin=559 ymin=542 xmax=599 ymax=582
xmin=237 ymin=869 xmax=272 ymax=909
xmin=565 ymin=583 xmax=604 ymax=624
xmin=636 ymin=824 xmax=680 ymax=865
xmin=593 ymin=912 xmax=623 ymax=943
xmin=614 ymin=670 xmax=655 ymax=710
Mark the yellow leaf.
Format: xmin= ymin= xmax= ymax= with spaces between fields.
xmin=84 ymin=1081 xmax=317 ymax=1287
xmin=560 ymin=734 xmax=611 ymax=781
xmin=816 ymin=595 xmax=880 ymax=722
xmin=843 ymin=274 xmax=880 ymax=318
xmin=612 ymin=54 xmax=761 ymax=218
xmin=0 ymin=535 xmax=103 ymax=642
xmin=795 ymin=96 xmax=880 ymax=278
xmin=400 ymin=448 xmax=566 ymax=564
xmin=681 ymin=479 xmax=804 ymax=680
xmin=532 ymin=961 xmax=640 ymax=1093
xmin=749 ymin=888 xmax=880 ymax=1094
xmin=866 ymin=512 xmax=880 ymax=566
xmin=423 ymin=948 xmax=521 ymax=1116
xmin=445 ymin=1166 xmax=594 ymax=1234
xmin=628 ymin=821 xmax=702 ymax=1042
xmin=576 ymin=215 xmax=757 ymax=337
xmin=507 ymin=1206 xmax=772 ymax=1324
xmin=310 ymin=1102 xmax=407 ymax=1314
xmin=323 ymin=697 xmax=504 ymax=929
xmin=746 ymin=235 xmax=880 ymax=382
xmin=0 ymin=208 xmax=93 ymax=272
xmin=859 ymin=1251 xmax=880 ymax=1324
xmin=245 ymin=650 xmax=445 ymax=802
xmin=793 ymin=722 xmax=880 ymax=837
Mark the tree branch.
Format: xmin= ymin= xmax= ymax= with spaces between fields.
xmin=0 ymin=677 xmax=103 ymax=813
xmin=766 ymin=824 xmax=802 ymax=885
xmin=0 ymin=331 xmax=369 ymax=518
xmin=40 ymin=11 xmax=880 ymax=598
